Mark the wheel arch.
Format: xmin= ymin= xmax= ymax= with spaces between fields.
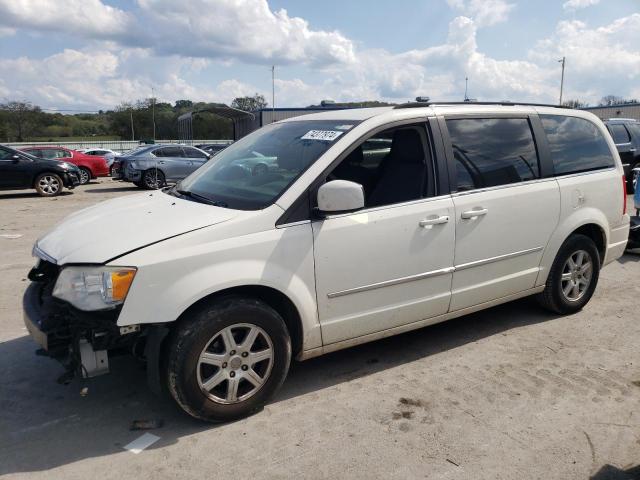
xmin=176 ymin=285 xmax=304 ymax=359
xmin=536 ymin=210 xmax=610 ymax=287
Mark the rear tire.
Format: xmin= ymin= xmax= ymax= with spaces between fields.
xmin=142 ymin=169 xmax=165 ymax=189
xmin=78 ymin=167 xmax=91 ymax=185
xmin=537 ymin=234 xmax=600 ymax=314
xmin=34 ymin=173 xmax=63 ymax=197
xmin=166 ymin=297 xmax=291 ymax=422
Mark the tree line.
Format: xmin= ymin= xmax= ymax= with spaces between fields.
xmin=0 ymin=94 xmax=269 ymax=142
xmin=1 ymin=93 xmax=637 ymax=142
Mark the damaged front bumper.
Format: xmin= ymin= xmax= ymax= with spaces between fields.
xmin=23 ymin=261 xmax=140 ymax=379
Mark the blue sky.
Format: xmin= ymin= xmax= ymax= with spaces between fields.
xmin=0 ymin=0 xmax=639 ymax=111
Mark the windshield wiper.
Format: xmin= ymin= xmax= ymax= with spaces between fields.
xmin=175 ymin=188 xmax=228 ymax=208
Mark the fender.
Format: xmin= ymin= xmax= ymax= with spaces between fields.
xmin=113 ymin=221 xmax=323 ymax=351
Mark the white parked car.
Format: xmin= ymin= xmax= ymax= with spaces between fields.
xmin=24 ymin=102 xmax=630 ymax=422
xmin=78 ymin=148 xmax=121 ymax=174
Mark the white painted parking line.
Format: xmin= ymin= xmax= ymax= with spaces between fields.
xmin=123 ymin=433 xmax=160 ymax=454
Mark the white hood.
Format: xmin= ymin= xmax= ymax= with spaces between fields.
xmin=37 ymin=191 xmax=236 ymax=264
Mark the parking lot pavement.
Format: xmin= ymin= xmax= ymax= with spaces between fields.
xmin=1 ymin=179 xmax=639 ymax=480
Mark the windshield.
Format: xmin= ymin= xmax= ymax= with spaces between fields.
xmin=177 ymin=120 xmax=357 ymax=210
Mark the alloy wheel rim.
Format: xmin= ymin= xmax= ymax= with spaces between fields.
xmin=38 ymin=176 xmax=60 ymax=194
xmin=79 ymin=169 xmax=89 ymax=184
xmin=145 ymin=171 xmax=163 ymax=188
xmin=196 ymin=323 xmax=274 ymax=405
xmin=560 ymin=249 xmax=592 ymax=302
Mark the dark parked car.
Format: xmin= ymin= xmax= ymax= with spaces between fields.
xmin=605 ymin=118 xmax=640 ymax=192
xmin=112 ymin=144 xmax=211 ymax=189
xmin=20 ymin=146 xmax=109 ymax=185
xmin=0 ymin=145 xmax=80 ymax=196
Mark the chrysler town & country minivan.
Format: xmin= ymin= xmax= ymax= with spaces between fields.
xmin=24 ymin=102 xmax=630 ymax=422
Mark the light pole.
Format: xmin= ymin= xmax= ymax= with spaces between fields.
xmin=558 ymin=57 xmax=566 ymax=105
xmin=151 ymin=86 xmax=156 ymax=141
xmin=130 ymin=108 xmax=135 ymax=141
xmin=464 ymin=76 xmax=469 ymax=101
xmin=271 ymin=65 xmax=275 ymax=123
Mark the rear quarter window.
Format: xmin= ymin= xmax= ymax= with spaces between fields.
xmin=541 ymin=115 xmax=615 ymax=175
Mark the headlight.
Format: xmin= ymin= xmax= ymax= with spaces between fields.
xmin=53 ymin=266 xmax=137 ymax=311
xmin=129 ymin=161 xmax=137 ymax=168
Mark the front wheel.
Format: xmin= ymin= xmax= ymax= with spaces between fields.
xmin=34 ymin=173 xmax=63 ymax=197
xmin=537 ymin=234 xmax=600 ymax=314
xmin=166 ymin=297 xmax=292 ymax=422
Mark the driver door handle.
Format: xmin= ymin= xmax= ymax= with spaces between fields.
xmin=461 ymin=208 xmax=488 ymax=219
xmin=419 ymin=215 xmax=449 ymax=227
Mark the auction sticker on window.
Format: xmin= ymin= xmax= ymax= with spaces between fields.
xmin=301 ymin=130 xmax=344 ymax=141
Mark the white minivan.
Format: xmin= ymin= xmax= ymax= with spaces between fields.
xmin=24 ymin=102 xmax=630 ymax=422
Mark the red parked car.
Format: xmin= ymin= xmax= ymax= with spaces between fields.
xmin=19 ymin=146 xmax=109 ymax=185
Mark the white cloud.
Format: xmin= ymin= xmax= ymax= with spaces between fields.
xmin=0 ymin=0 xmax=134 ymax=38
xmin=563 ymin=0 xmax=600 ymax=12
xmin=0 ymin=26 xmax=15 ymax=37
xmin=530 ymin=14 xmax=640 ymax=103
xmin=446 ymin=0 xmax=515 ymax=27
xmin=0 ymin=0 xmax=355 ymax=68
xmin=0 ymin=2 xmax=638 ymax=110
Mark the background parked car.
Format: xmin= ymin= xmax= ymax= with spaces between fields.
xmin=78 ymin=148 xmax=121 ymax=175
xmin=195 ymin=143 xmax=229 ymax=157
xmin=112 ymin=144 xmax=212 ymax=189
xmin=19 ymin=146 xmax=109 ymax=185
xmin=0 ymin=145 xmax=80 ymax=196
xmin=605 ymin=118 xmax=640 ymax=193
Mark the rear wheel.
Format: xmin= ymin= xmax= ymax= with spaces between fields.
xmin=537 ymin=234 xmax=600 ymax=314
xmin=78 ymin=167 xmax=91 ymax=185
xmin=142 ymin=169 xmax=165 ymax=189
xmin=34 ymin=173 xmax=63 ymax=197
xmin=166 ymin=297 xmax=291 ymax=422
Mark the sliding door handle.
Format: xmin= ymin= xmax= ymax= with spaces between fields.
xmin=461 ymin=208 xmax=488 ymax=219
xmin=419 ymin=215 xmax=449 ymax=227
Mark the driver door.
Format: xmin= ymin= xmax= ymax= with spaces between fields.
xmin=0 ymin=148 xmax=29 ymax=188
xmin=312 ymin=122 xmax=455 ymax=346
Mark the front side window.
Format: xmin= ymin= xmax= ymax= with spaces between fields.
xmin=184 ymin=147 xmax=207 ymax=159
xmin=41 ymin=149 xmax=58 ymax=159
xmin=446 ymin=118 xmax=540 ymax=191
xmin=22 ymin=149 xmax=41 ymax=158
xmin=0 ymin=147 xmax=14 ymax=160
xmin=328 ymin=124 xmax=431 ymax=208
xmin=608 ymin=124 xmax=631 ymax=144
xmin=178 ymin=120 xmax=357 ymax=210
xmin=541 ymin=115 xmax=615 ymax=175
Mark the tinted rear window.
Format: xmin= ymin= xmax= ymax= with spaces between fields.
xmin=608 ymin=124 xmax=631 ymax=144
xmin=541 ymin=115 xmax=614 ymax=175
xmin=446 ymin=118 xmax=540 ymax=191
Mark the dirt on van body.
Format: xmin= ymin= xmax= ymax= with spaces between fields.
xmin=1 ymin=179 xmax=639 ymax=480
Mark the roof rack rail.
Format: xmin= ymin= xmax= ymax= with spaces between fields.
xmin=394 ymin=101 xmax=567 ymax=109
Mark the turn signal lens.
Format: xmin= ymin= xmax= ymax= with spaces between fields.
xmin=110 ymin=269 xmax=136 ymax=301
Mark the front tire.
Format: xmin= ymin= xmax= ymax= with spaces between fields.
xmin=34 ymin=173 xmax=63 ymax=197
xmin=78 ymin=167 xmax=91 ymax=185
xmin=166 ymin=297 xmax=292 ymax=422
xmin=537 ymin=234 xmax=600 ymax=314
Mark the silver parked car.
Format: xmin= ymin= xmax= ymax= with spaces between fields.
xmin=112 ymin=144 xmax=212 ymax=189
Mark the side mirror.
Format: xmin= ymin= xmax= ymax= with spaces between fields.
xmin=316 ymin=180 xmax=365 ymax=215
